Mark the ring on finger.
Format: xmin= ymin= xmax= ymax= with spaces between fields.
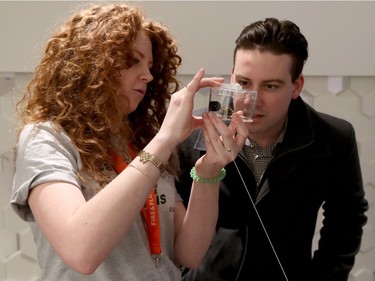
xmin=226 ymin=147 xmax=232 ymax=152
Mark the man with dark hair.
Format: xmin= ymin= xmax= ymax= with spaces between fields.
xmin=177 ymin=18 xmax=368 ymax=281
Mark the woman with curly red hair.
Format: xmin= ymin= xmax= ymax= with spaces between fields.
xmin=11 ymin=3 xmax=248 ymax=280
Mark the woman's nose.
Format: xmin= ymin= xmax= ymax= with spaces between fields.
xmin=141 ymin=67 xmax=153 ymax=83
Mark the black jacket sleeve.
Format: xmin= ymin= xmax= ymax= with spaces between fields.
xmin=311 ymin=116 xmax=368 ymax=280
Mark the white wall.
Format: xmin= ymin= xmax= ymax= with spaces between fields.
xmin=0 ymin=1 xmax=374 ymax=281
xmin=1 ymin=1 xmax=375 ymax=76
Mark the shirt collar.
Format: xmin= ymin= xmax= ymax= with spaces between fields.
xmin=246 ymin=117 xmax=288 ymax=153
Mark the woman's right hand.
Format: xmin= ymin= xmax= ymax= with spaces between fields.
xmin=158 ymin=68 xmax=224 ymax=148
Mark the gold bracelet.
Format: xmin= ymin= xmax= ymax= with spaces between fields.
xmin=138 ymin=150 xmax=166 ymax=174
xmin=129 ymin=164 xmax=153 ymax=182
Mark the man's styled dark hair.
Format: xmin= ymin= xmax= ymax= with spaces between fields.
xmin=234 ymin=18 xmax=309 ymax=82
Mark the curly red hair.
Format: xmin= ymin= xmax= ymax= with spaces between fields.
xmin=17 ymin=3 xmax=182 ymax=186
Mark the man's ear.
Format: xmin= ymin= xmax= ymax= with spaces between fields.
xmin=292 ymin=74 xmax=304 ymax=99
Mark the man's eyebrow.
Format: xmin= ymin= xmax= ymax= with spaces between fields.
xmin=263 ymin=79 xmax=285 ymax=84
xmin=234 ymin=74 xmax=250 ymax=81
xmin=235 ymin=74 xmax=284 ymax=84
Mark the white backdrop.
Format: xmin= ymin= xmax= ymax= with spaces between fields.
xmin=0 ymin=1 xmax=375 ymax=76
xmin=0 ymin=1 xmax=374 ymax=281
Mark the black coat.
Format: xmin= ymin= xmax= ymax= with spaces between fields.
xmin=176 ymin=97 xmax=368 ymax=281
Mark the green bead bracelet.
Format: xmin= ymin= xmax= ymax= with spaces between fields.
xmin=190 ymin=167 xmax=226 ymax=183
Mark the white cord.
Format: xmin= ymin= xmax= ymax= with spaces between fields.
xmin=232 ymin=159 xmax=289 ymax=281
xmin=212 ymin=115 xmax=289 ymax=280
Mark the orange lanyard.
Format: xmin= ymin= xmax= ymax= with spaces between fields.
xmin=111 ymin=146 xmax=162 ymax=266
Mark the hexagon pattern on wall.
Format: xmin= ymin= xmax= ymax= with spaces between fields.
xmin=0 ymin=73 xmax=374 ymax=281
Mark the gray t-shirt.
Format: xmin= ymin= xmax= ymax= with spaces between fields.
xmin=11 ymin=122 xmax=182 ymax=281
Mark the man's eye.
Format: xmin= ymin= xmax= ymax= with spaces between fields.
xmin=266 ymin=84 xmax=278 ymax=90
xmin=238 ymin=81 xmax=249 ymax=87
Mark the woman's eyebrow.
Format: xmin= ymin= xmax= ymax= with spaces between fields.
xmin=133 ymin=49 xmax=153 ymax=67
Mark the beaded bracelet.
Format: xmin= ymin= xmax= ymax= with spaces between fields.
xmin=190 ymin=167 xmax=226 ymax=183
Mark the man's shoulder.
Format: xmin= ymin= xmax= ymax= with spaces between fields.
xmin=313 ymin=109 xmax=354 ymax=136
xmin=303 ymin=106 xmax=357 ymax=152
xmin=297 ymin=99 xmax=354 ymax=136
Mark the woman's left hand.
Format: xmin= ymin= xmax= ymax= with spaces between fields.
xmin=194 ymin=112 xmax=248 ymax=178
